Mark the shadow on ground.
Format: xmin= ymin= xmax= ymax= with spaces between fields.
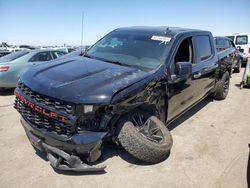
xmin=168 ymin=97 xmax=213 ymax=131
xmin=0 ymin=88 xmax=15 ymax=96
xmin=33 ymin=97 xmax=212 ymax=175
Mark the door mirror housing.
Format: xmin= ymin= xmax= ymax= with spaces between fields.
xmin=175 ymin=62 xmax=192 ymax=77
xmin=237 ymin=46 xmax=244 ymax=53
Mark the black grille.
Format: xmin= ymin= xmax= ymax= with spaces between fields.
xmin=17 ymin=82 xmax=74 ymax=115
xmin=14 ymin=82 xmax=76 ymax=136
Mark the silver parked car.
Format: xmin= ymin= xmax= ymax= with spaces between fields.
xmin=0 ymin=49 xmax=66 ymax=88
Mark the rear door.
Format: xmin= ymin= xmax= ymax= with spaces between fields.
xmin=192 ymin=35 xmax=218 ymax=99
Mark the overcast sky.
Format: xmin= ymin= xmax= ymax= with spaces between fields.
xmin=0 ymin=0 xmax=249 ymax=46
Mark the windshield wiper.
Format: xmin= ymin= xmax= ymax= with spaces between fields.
xmin=83 ymin=54 xmax=92 ymax=58
xmin=83 ymin=54 xmax=133 ymax=68
xmin=103 ymin=59 xmax=133 ymax=67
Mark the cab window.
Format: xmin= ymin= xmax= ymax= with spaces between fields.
xmin=51 ymin=51 xmax=66 ymax=59
xmin=224 ymin=39 xmax=230 ymax=48
xmin=174 ymin=37 xmax=193 ymax=64
xmin=194 ymin=36 xmax=212 ymax=62
xmin=29 ymin=52 xmax=53 ymax=62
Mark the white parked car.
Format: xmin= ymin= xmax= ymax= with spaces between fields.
xmin=226 ymin=33 xmax=250 ymax=64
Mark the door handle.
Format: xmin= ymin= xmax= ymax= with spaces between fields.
xmin=193 ymin=72 xmax=201 ymax=79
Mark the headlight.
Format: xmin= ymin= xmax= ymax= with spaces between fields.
xmin=84 ymin=105 xmax=93 ymax=113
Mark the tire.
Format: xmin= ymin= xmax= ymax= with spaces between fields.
xmin=213 ymin=71 xmax=230 ymax=100
xmin=116 ymin=110 xmax=173 ymax=163
xmin=234 ymin=61 xmax=241 ymax=73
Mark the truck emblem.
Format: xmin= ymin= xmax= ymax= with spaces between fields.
xmin=15 ymin=91 xmax=67 ymax=122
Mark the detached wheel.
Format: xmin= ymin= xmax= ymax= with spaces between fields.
xmin=214 ymin=71 xmax=230 ymax=100
xmin=116 ymin=110 xmax=173 ymax=163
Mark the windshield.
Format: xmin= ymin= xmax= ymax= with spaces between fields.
xmin=86 ymin=31 xmax=170 ymax=69
xmin=0 ymin=51 xmax=29 ymax=62
xmin=235 ymin=35 xmax=248 ymax=45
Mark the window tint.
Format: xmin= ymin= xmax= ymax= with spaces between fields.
xmin=224 ymin=39 xmax=230 ymax=48
xmin=68 ymin=48 xmax=75 ymax=53
xmin=235 ymin=35 xmax=248 ymax=45
xmin=195 ymin=36 xmax=212 ymax=61
xmin=29 ymin=52 xmax=52 ymax=62
xmin=215 ymin=38 xmax=225 ymax=46
xmin=230 ymin=41 xmax=235 ymax=48
xmin=175 ymin=38 xmax=193 ymax=63
xmin=52 ymin=51 xmax=66 ymax=59
xmin=226 ymin=36 xmax=235 ymax=41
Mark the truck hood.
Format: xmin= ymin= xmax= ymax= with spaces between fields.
xmin=21 ymin=56 xmax=150 ymax=104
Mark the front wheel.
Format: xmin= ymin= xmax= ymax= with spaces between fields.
xmin=116 ymin=110 xmax=173 ymax=163
xmin=213 ymin=71 xmax=230 ymax=100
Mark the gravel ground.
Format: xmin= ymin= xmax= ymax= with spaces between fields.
xmin=0 ymin=66 xmax=249 ymax=188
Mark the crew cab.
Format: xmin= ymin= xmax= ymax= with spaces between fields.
xmin=14 ymin=27 xmax=234 ymax=172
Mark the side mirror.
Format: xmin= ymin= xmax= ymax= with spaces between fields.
xmin=237 ymin=46 xmax=244 ymax=53
xmin=175 ymin=61 xmax=192 ymax=77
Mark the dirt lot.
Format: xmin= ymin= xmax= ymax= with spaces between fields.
xmin=0 ymin=67 xmax=249 ymax=188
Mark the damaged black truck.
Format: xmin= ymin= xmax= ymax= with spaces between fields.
xmin=14 ymin=27 xmax=236 ymax=172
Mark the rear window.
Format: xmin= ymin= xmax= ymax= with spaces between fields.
xmin=52 ymin=51 xmax=66 ymax=59
xmin=0 ymin=51 xmax=29 ymax=62
xmin=215 ymin=38 xmax=225 ymax=46
xmin=29 ymin=51 xmax=52 ymax=62
xmin=235 ymin=35 xmax=248 ymax=45
xmin=226 ymin=36 xmax=235 ymax=41
xmin=224 ymin=40 xmax=230 ymax=48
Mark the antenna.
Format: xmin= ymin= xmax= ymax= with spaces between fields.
xmin=81 ymin=11 xmax=84 ymax=50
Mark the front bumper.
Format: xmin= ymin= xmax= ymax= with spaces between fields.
xmin=240 ymin=53 xmax=249 ymax=62
xmin=20 ymin=117 xmax=107 ymax=172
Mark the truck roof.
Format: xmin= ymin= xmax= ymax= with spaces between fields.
xmin=115 ymin=26 xmax=206 ymax=37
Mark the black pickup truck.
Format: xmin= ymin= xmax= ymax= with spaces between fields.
xmin=14 ymin=27 xmax=236 ymax=172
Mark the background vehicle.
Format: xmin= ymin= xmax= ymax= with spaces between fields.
xmin=0 ymin=51 xmax=11 ymax=57
xmin=19 ymin=45 xmax=37 ymax=50
xmin=0 ymin=49 xmax=66 ymax=88
xmin=14 ymin=27 xmax=233 ymax=172
xmin=226 ymin=33 xmax=250 ymax=64
xmin=214 ymin=36 xmax=241 ymax=72
xmin=0 ymin=42 xmax=16 ymax=52
xmin=55 ymin=48 xmax=85 ymax=60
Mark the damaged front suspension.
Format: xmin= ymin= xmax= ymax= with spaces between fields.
xmin=26 ymin=131 xmax=106 ymax=172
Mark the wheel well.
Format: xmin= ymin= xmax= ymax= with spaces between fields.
xmin=137 ymin=104 xmax=159 ymax=117
xmin=111 ymin=105 xmax=160 ymax=132
xmin=137 ymin=102 xmax=167 ymax=123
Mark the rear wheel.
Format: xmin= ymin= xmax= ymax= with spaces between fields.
xmin=213 ymin=71 xmax=230 ymax=100
xmin=116 ymin=110 xmax=173 ymax=163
